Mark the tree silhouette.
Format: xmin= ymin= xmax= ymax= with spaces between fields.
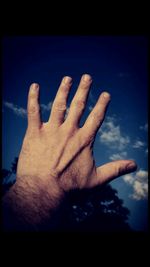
xmin=2 ymin=157 xmax=18 ymax=195
xmin=2 ymin=157 xmax=131 ymax=231
xmin=60 ymin=185 xmax=131 ymax=232
xmin=10 ymin=157 xmax=18 ymax=174
xmin=2 ymin=169 xmax=11 ymax=181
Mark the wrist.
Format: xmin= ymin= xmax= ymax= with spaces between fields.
xmin=16 ymin=174 xmax=65 ymax=207
xmin=3 ymin=174 xmax=65 ymax=231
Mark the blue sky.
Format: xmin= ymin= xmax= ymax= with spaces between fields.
xmin=2 ymin=36 xmax=148 ymax=231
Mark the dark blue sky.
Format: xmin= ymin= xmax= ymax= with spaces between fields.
xmin=2 ymin=36 xmax=148 ymax=231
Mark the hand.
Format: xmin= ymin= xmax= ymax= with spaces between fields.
xmin=18 ymin=74 xmax=137 ymax=190
xmin=3 ymin=74 xmax=137 ymax=230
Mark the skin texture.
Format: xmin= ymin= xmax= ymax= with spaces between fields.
xmin=2 ymin=74 xmax=137 ymax=231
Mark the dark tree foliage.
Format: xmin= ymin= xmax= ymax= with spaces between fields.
xmin=2 ymin=169 xmax=11 ymax=180
xmin=59 ymin=185 xmax=131 ymax=232
xmin=10 ymin=157 xmax=18 ymax=174
xmin=2 ymin=157 xmax=131 ymax=231
xmin=2 ymin=157 xmax=18 ymax=195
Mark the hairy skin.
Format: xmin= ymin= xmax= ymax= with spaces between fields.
xmin=2 ymin=74 xmax=137 ymax=231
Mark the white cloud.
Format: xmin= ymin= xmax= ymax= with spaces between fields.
xmin=140 ymin=123 xmax=148 ymax=131
xmin=123 ymin=174 xmax=134 ymax=185
xmin=123 ymin=169 xmax=148 ymax=200
xmin=109 ymin=151 xmax=127 ymax=161
xmin=133 ymin=140 xmax=145 ymax=149
xmin=4 ymin=101 xmax=53 ymax=118
xmin=99 ymin=116 xmax=130 ymax=151
xmin=145 ymin=148 xmax=148 ymax=154
xmin=133 ymin=180 xmax=148 ymax=200
xmin=4 ymin=102 xmax=27 ymax=118
xmin=40 ymin=101 xmax=53 ymax=111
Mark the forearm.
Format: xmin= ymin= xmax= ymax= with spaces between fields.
xmin=2 ymin=175 xmax=65 ymax=231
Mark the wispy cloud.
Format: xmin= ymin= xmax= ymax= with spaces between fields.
xmin=123 ymin=174 xmax=134 ymax=185
xmin=133 ymin=140 xmax=145 ymax=149
xmin=109 ymin=151 xmax=127 ymax=161
xmin=4 ymin=101 xmax=53 ymax=118
xmin=123 ymin=169 xmax=148 ymax=200
xmin=99 ymin=116 xmax=130 ymax=151
xmin=40 ymin=102 xmax=53 ymax=112
xmin=4 ymin=102 xmax=27 ymax=118
xmin=139 ymin=123 xmax=148 ymax=131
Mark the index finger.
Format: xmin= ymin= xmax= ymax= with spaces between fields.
xmin=82 ymin=92 xmax=111 ymax=141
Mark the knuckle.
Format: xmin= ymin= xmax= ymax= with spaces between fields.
xmin=29 ymin=89 xmax=38 ymax=99
xmin=73 ymin=100 xmax=85 ymax=110
xmin=28 ymin=105 xmax=39 ymax=115
xmin=80 ymin=84 xmax=89 ymax=90
xmin=115 ymin=164 xmax=123 ymax=177
xmin=81 ymin=132 xmax=95 ymax=146
xmin=91 ymin=112 xmax=98 ymax=120
xmin=29 ymin=93 xmax=37 ymax=99
xmin=53 ymin=102 xmax=67 ymax=111
xmin=65 ymin=125 xmax=77 ymax=137
xmin=61 ymin=121 xmax=78 ymax=138
xmin=86 ymin=134 xmax=95 ymax=144
xmin=91 ymin=112 xmax=105 ymax=125
xmin=92 ymin=111 xmax=104 ymax=120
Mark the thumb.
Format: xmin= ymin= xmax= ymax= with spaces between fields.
xmin=90 ymin=160 xmax=137 ymax=188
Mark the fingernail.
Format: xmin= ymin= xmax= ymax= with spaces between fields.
xmin=127 ymin=161 xmax=137 ymax=171
xmin=63 ymin=76 xmax=72 ymax=84
xmin=32 ymin=83 xmax=39 ymax=90
xmin=30 ymin=83 xmax=39 ymax=94
xmin=103 ymin=92 xmax=111 ymax=99
xmin=82 ymin=74 xmax=92 ymax=82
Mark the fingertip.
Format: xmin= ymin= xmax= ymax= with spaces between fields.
xmin=30 ymin=83 xmax=39 ymax=91
xmin=62 ymin=76 xmax=72 ymax=85
xmin=29 ymin=83 xmax=40 ymax=99
xmin=82 ymin=74 xmax=92 ymax=82
xmin=126 ymin=160 xmax=138 ymax=172
xmin=102 ymin=91 xmax=111 ymax=101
